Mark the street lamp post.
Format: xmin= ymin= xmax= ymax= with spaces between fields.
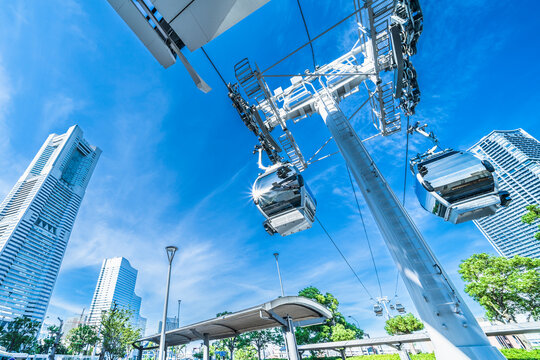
xmin=176 ymin=300 xmax=181 ymax=328
xmin=273 ymin=253 xmax=284 ymax=297
xmin=159 ymin=246 xmax=178 ymax=360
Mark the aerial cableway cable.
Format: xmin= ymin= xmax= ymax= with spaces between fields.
xmin=201 ymin=47 xmax=228 ymax=88
xmin=402 ymin=115 xmax=410 ymax=206
xmin=395 ymin=115 xmax=411 ymax=298
xmin=316 ymin=216 xmax=375 ymax=301
xmin=346 ymin=165 xmax=383 ymax=298
xmin=262 ymin=8 xmax=361 ymax=74
xmin=295 ymin=0 xmax=317 ymax=70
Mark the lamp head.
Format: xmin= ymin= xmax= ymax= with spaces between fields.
xmin=166 ymin=245 xmax=178 ymax=263
xmin=273 ymin=252 xmax=279 ymax=259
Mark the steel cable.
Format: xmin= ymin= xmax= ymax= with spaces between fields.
xmin=295 ymin=0 xmax=317 ymax=70
xmin=316 ymin=216 xmax=375 ymax=301
xmin=346 ymin=165 xmax=383 ymax=298
xmin=201 ymin=47 xmax=227 ymax=88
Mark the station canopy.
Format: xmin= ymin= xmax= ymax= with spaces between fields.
xmin=135 ymin=296 xmax=332 ymax=348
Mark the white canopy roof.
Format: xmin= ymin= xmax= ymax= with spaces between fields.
xmin=135 ymin=296 xmax=332 ymax=348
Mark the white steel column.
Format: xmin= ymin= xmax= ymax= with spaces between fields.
xmin=203 ymin=333 xmax=210 ymax=360
xmin=283 ymin=317 xmax=299 ymax=360
xmin=317 ymin=97 xmax=505 ymax=360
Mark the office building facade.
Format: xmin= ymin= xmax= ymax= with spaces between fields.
xmin=87 ymin=257 xmax=146 ymax=333
xmin=469 ymin=129 xmax=540 ymax=258
xmin=0 ymin=125 xmax=101 ymax=323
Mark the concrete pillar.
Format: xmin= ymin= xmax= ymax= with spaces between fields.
xmin=203 ymin=333 xmax=210 ymax=360
xmin=283 ymin=317 xmax=299 ymax=360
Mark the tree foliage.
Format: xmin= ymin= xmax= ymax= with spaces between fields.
xmin=233 ymin=346 xmax=257 ymax=360
xmin=522 ymin=204 xmax=540 ymax=241
xmin=384 ymin=313 xmax=424 ymax=335
xmin=295 ymin=286 xmax=364 ymax=345
xmin=0 ymin=316 xmax=41 ymax=352
xmin=67 ymin=324 xmax=99 ymax=355
xmin=100 ymin=303 xmax=141 ymax=360
xmin=214 ymin=312 xmax=249 ymax=360
xmin=459 ymin=253 xmax=540 ymax=323
xmin=244 ymin=329 xmax=283 ymax=360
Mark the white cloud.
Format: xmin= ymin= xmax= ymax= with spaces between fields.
xmin=41 ymin=94 xmax=81 ymax=131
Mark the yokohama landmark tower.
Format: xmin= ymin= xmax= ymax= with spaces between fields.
xmin=0 ymin=125 xmax=101 ymax=323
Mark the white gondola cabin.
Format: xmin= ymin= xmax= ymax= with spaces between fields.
xmin=252 ymin=163 xmax=316 ymax=236
xmin=373 ymin=304 xmax=384 ymax=317
xmin=410 ymin=149 xmax=511 ymax=224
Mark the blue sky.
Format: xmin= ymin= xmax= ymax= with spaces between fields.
xmin=0 ymin=0 xmax=539 ymax=338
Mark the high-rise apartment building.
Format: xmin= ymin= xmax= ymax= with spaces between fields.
xmin=469 ymin=129 xmax=540 ymax=258
xmin=158 ymin=317 xmax=179 ymax=333
xmin=87 ymin=257 xmax=146 ymax=333
xmin=0 ymin=125 xmax=101 ymax=324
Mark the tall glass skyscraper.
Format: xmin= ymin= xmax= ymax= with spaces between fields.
xmin=0 ymin=125 xmax=101 ymax=324
xmin=469 ymin=129 xmax=540 ymax=258
xmin=87 ymin=257 xmax=146 ymax=333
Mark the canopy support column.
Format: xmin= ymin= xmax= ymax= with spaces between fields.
xmin=283 ymin=316 xmax=299 ymax=360
xmin=203 ymin=333 xmax=210 ymax=360
xmin=137 ymin=348 xmax=143 ymax=360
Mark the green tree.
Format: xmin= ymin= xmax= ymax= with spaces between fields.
xmin=233 ymin=346 xmax=257 ymax=360
xmin=329 ymin=324 xmax=356 ymax=342
xmin=67 ymin=324 xmax=99 ymax=355
xmin=244 ymin=329 xmax=283 ymax=360
xmin=384 ymin=313 xmax=424 ymax=335
xmin=45 ymin=319 xmax=66 ymax=359
xmin=522 ymin=205 xmax=540 ymax=240
xmin=295 ymin=286 xmax=364 ymax=345
xmin=459 ymin=253 xmax=540 ymax=323
xmin=0 ymin=316 xmax=41 ymax=352
xmin=215 ymin=312 xmax=249 ymax=360
xmin=100 ymin=303 xmax=141 ymax=360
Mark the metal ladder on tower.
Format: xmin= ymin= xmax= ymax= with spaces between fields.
xmin=234 ymin=59 xmax=278 ymax=126
xmin=370 ymin=81 xmax=401 ymax=136
xmin=368 ymin=0 xmax=395 ymax=71
xmin=234 ymin=59 xmax=307 ymax=171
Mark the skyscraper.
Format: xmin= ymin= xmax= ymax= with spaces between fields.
xmin=87 ymin=257 xmax=146 ymax=333
xmin=0 ymin=125 xmax=101 ymax=324
xmin=469 ymin=129 xmax=540 ymax=258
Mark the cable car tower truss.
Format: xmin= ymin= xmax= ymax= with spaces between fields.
xmin=229 ymin=0 xmax=505 ymax=359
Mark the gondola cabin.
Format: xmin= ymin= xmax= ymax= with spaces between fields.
xmin=373 ymin=304 xmax=384 ymax=316
xmin=410 ymin=149 xmax=511 ymax=224
xmin=252 ymin=163 xmax=316 ymax=236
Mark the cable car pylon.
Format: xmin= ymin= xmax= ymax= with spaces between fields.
xmin=318 ymin=97 xmax=503 ymax=359
xmin=230 ymin=0 xmax=506 ymax=357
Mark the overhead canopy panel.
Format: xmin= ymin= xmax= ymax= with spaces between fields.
xmin=152 ymin=0 xmax=271 ymax=51
xmin=135 ymin=296 xmax=331 ymax=348
xmin=107 ymin=0 xmax=176 ymax=68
